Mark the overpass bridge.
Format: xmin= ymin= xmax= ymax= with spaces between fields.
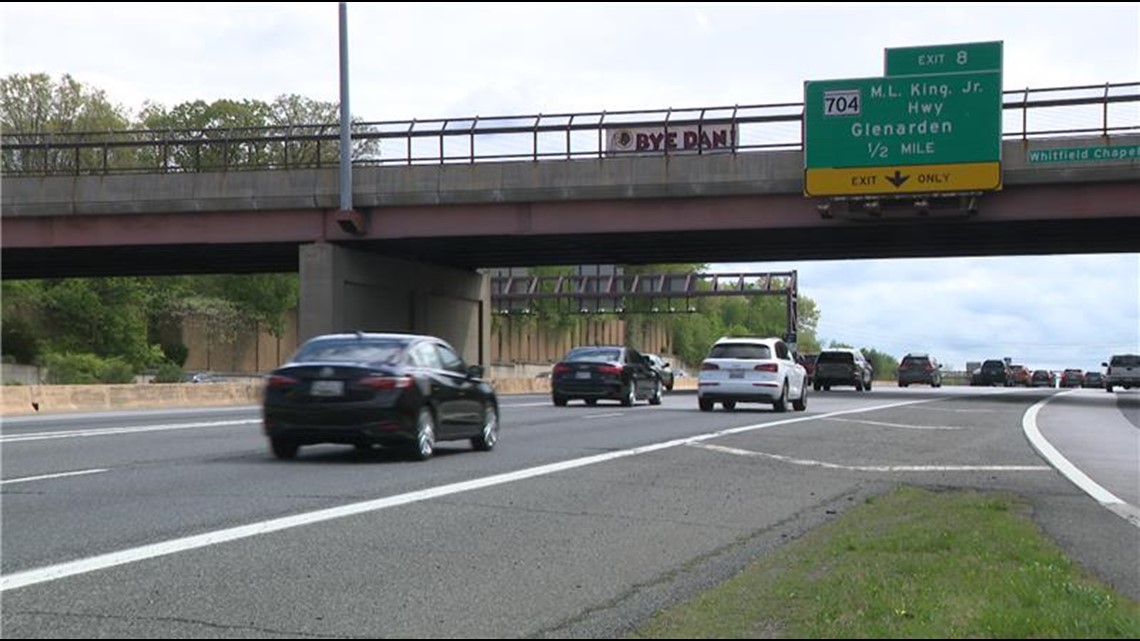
xmin=3 ymin=82 xmax=1138 ymax=364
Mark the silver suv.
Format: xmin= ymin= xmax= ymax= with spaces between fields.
xmin=1103 ymin=354 xmax=1140 ymax=392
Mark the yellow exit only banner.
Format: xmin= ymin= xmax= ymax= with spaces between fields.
xmin=805 ymin=161 xmax=1001 ymax=197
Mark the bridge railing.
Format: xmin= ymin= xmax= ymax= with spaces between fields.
xmin=2 ymin=82 xmax=1137 ymax=176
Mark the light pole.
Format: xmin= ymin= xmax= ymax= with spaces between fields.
xmin=334 ymin=1 xmax=366 ymax=235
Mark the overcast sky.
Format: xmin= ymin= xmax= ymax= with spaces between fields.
xmin=3 ymin=2 xmax=1138 ymax=371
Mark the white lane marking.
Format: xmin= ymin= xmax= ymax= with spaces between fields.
xmin=919 ymin=407 xmax=999 ymax=413
xmin=1021 ymin=391 xmax=1140 ymax=529
xmin=499 ymin=402 xmax=554 ymax=408
xmin=1 ymin=469 xmax=110 ymax=486
xmin=582 ymin=412 xmax=626 ymax=420
xmin=691 ymin=443 xmax=1049 ymax=472
xmin=0 ymin=420 xmax=260 ymax=444
xmin=0 ymin=397 xmax=936 ymax=593
xmin=823 ymin=417 xmax=964 ymax=430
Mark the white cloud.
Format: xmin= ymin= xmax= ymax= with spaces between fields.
xmin=2 ymin=2 xmax=1137 ymax=371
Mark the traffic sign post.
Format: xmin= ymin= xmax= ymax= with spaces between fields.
xmin=803 ymin=71 xmax=1002 ymax=197
xmin=884 ymin=41 xmax=1003 ymax=76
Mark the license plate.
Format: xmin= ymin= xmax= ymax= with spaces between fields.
xmin=310 ymin=380 xmax=345 ymax=396
xmin=575 ymin=371 xmax=591 ymax=379
xmin=729 ymin=370 xmax=745 ymax=379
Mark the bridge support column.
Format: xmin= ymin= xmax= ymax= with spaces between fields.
xmin=299 ymin=242 xmax=491 ymax=367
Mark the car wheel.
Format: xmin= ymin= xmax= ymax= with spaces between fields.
xmin=553 ymin=394 xmax=568 ymax=407
xmin=773 ymin=381 xmax=789 ymax=412
xmin=472 ymin=403 xmax=499 ymax=452
xmin=699 ymin=398 xmax=714 ymax=411
xmin=270 ymin=437 xmax=299 ymax=460
xmin=412 ymin=406 xmax=436 ymax=461
xmin=722 ymin=400 xmax=736 ymax=411
xmin=649 ymin=378 xmax=663 ymax=405
xmin=792 ymin=383 xmax=807 ymax=412
xmin=865 ymin=379 xmax=872 ymax=391
xmin=585 ymin=398 xmax=598 ymax=406
xmin=1106 ymin=384 xmax=1114 ymax=392
xmin=621 ymin=383 xmax=635 ymax=407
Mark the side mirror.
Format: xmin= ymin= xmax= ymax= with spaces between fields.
xmin=467 ymin=364 xmax=485 ymax=379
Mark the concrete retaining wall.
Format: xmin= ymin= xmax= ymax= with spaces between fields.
xmin=0 ymin=378 xmax=700 ymax=417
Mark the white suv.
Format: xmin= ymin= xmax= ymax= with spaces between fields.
xmin=1103 ymin=354 xmax=1140 ymax=392
xmin=697 ymin=336 xmax=808 ymax=412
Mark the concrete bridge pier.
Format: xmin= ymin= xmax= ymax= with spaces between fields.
xmin=299 ymin=242 xmax=491 ymax=367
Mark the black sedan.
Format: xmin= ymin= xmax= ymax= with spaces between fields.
xmin=262 ymin=332 xmax=499 ymax=461
xmin=551 ymin=345 xmax=662 ymax=406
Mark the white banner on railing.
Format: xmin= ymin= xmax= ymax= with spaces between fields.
xmin=605 ymin=124 xmax=737 ymax=155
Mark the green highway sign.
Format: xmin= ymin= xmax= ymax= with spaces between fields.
xmin=885 ymin=41 xmax=1003 ymax=76
xmin=804 ymin=71 xmax=1002 ymax=170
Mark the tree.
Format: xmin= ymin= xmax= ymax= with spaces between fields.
xmin=137 ymin=94 xmax=381 ymax=171
xmin=1 ymin=73 xmax=133 ymax=173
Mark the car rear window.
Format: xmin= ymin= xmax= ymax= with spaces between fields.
xmin=292 ymin=338 xmax=407 ymax=364
xmin=901 ymin=356 xmax=929 ymax=366
xmin=1110 ymin=355 xmax=1140 ymax=366
xmin=565 ymin=347 xmax=622 ymax=362
xmin=817 ymin=351 xmax=855 ymax=364
xmin=708 ymin=343 xmax=771 ymax=359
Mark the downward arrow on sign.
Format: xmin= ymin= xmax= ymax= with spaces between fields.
xmin=886 ymin=170 xmax=910 ymax=188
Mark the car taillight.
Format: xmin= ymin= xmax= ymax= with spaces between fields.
xmin=701 ymin=362 xmax=719 ymax=371
xmin=356 ymin=376 xmax=413 ymax=390
xmin=754 ymin=363 xmax=778 ymax=372
xmin=597 ymin=365 xmax=623 ymax=376
xmin=553 ymin=363 xmax=572 ymax=374
xmin=267 ymin=375 xmax=299 ymax=388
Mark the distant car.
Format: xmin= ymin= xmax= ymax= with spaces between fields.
xmin=798 ymin=352 xmax=819 ymax=385
xmin=551 ymin=345 xmax=662 ymax=407
xmin=1030 ymin=369 xmax=1055 ymax=388
xmin=813 ymin=348 xmax=873 ymax=391
xmin=897 ymin=353 xmax=942 ymax=388
xmin=1059 ymin=368 xmax=1084 ymax=388
xmin=1103 ymin=354 xmax=1140 ymax=392
xmin=974 ymin=359 xmax=1013 ymax=387
xmin=1081 ymin=371 xmax=1105 ymax=389
xmin=1009 ymin=365 xmax=1032 ymax=387
xmin=697 ymin=336 xmax=807 ymax=412
xmin=644 ymin=353 xmax=676 ymax=391
xmin=261 ymin=331 xmax=499 ymax=461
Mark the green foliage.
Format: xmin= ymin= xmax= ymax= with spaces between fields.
xmin=136 ymin=93 xmax=381 ymax=171
xmin=36 ymin=278 xmax=159 ymax=369
xmin=1 ymin=72 xmax=133 ymax=173
xmin=41 ymin=352 xmax=136 ymax=384
xmin=862 ymin=347 xmax=900 ymax=379
xmin=162 ymin=343 xmax=190 ymax=368
xmin=1 ymin=313 xmax=40 ymax=364
xmin=152 ymin=362 xmax=186 ymax=384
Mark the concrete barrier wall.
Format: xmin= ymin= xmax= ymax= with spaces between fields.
xmin=0 ymin=377 xmax=700 ymax=417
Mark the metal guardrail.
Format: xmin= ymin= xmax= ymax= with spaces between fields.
xmin=2 ymin=82 xmax=1137 ymax=176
